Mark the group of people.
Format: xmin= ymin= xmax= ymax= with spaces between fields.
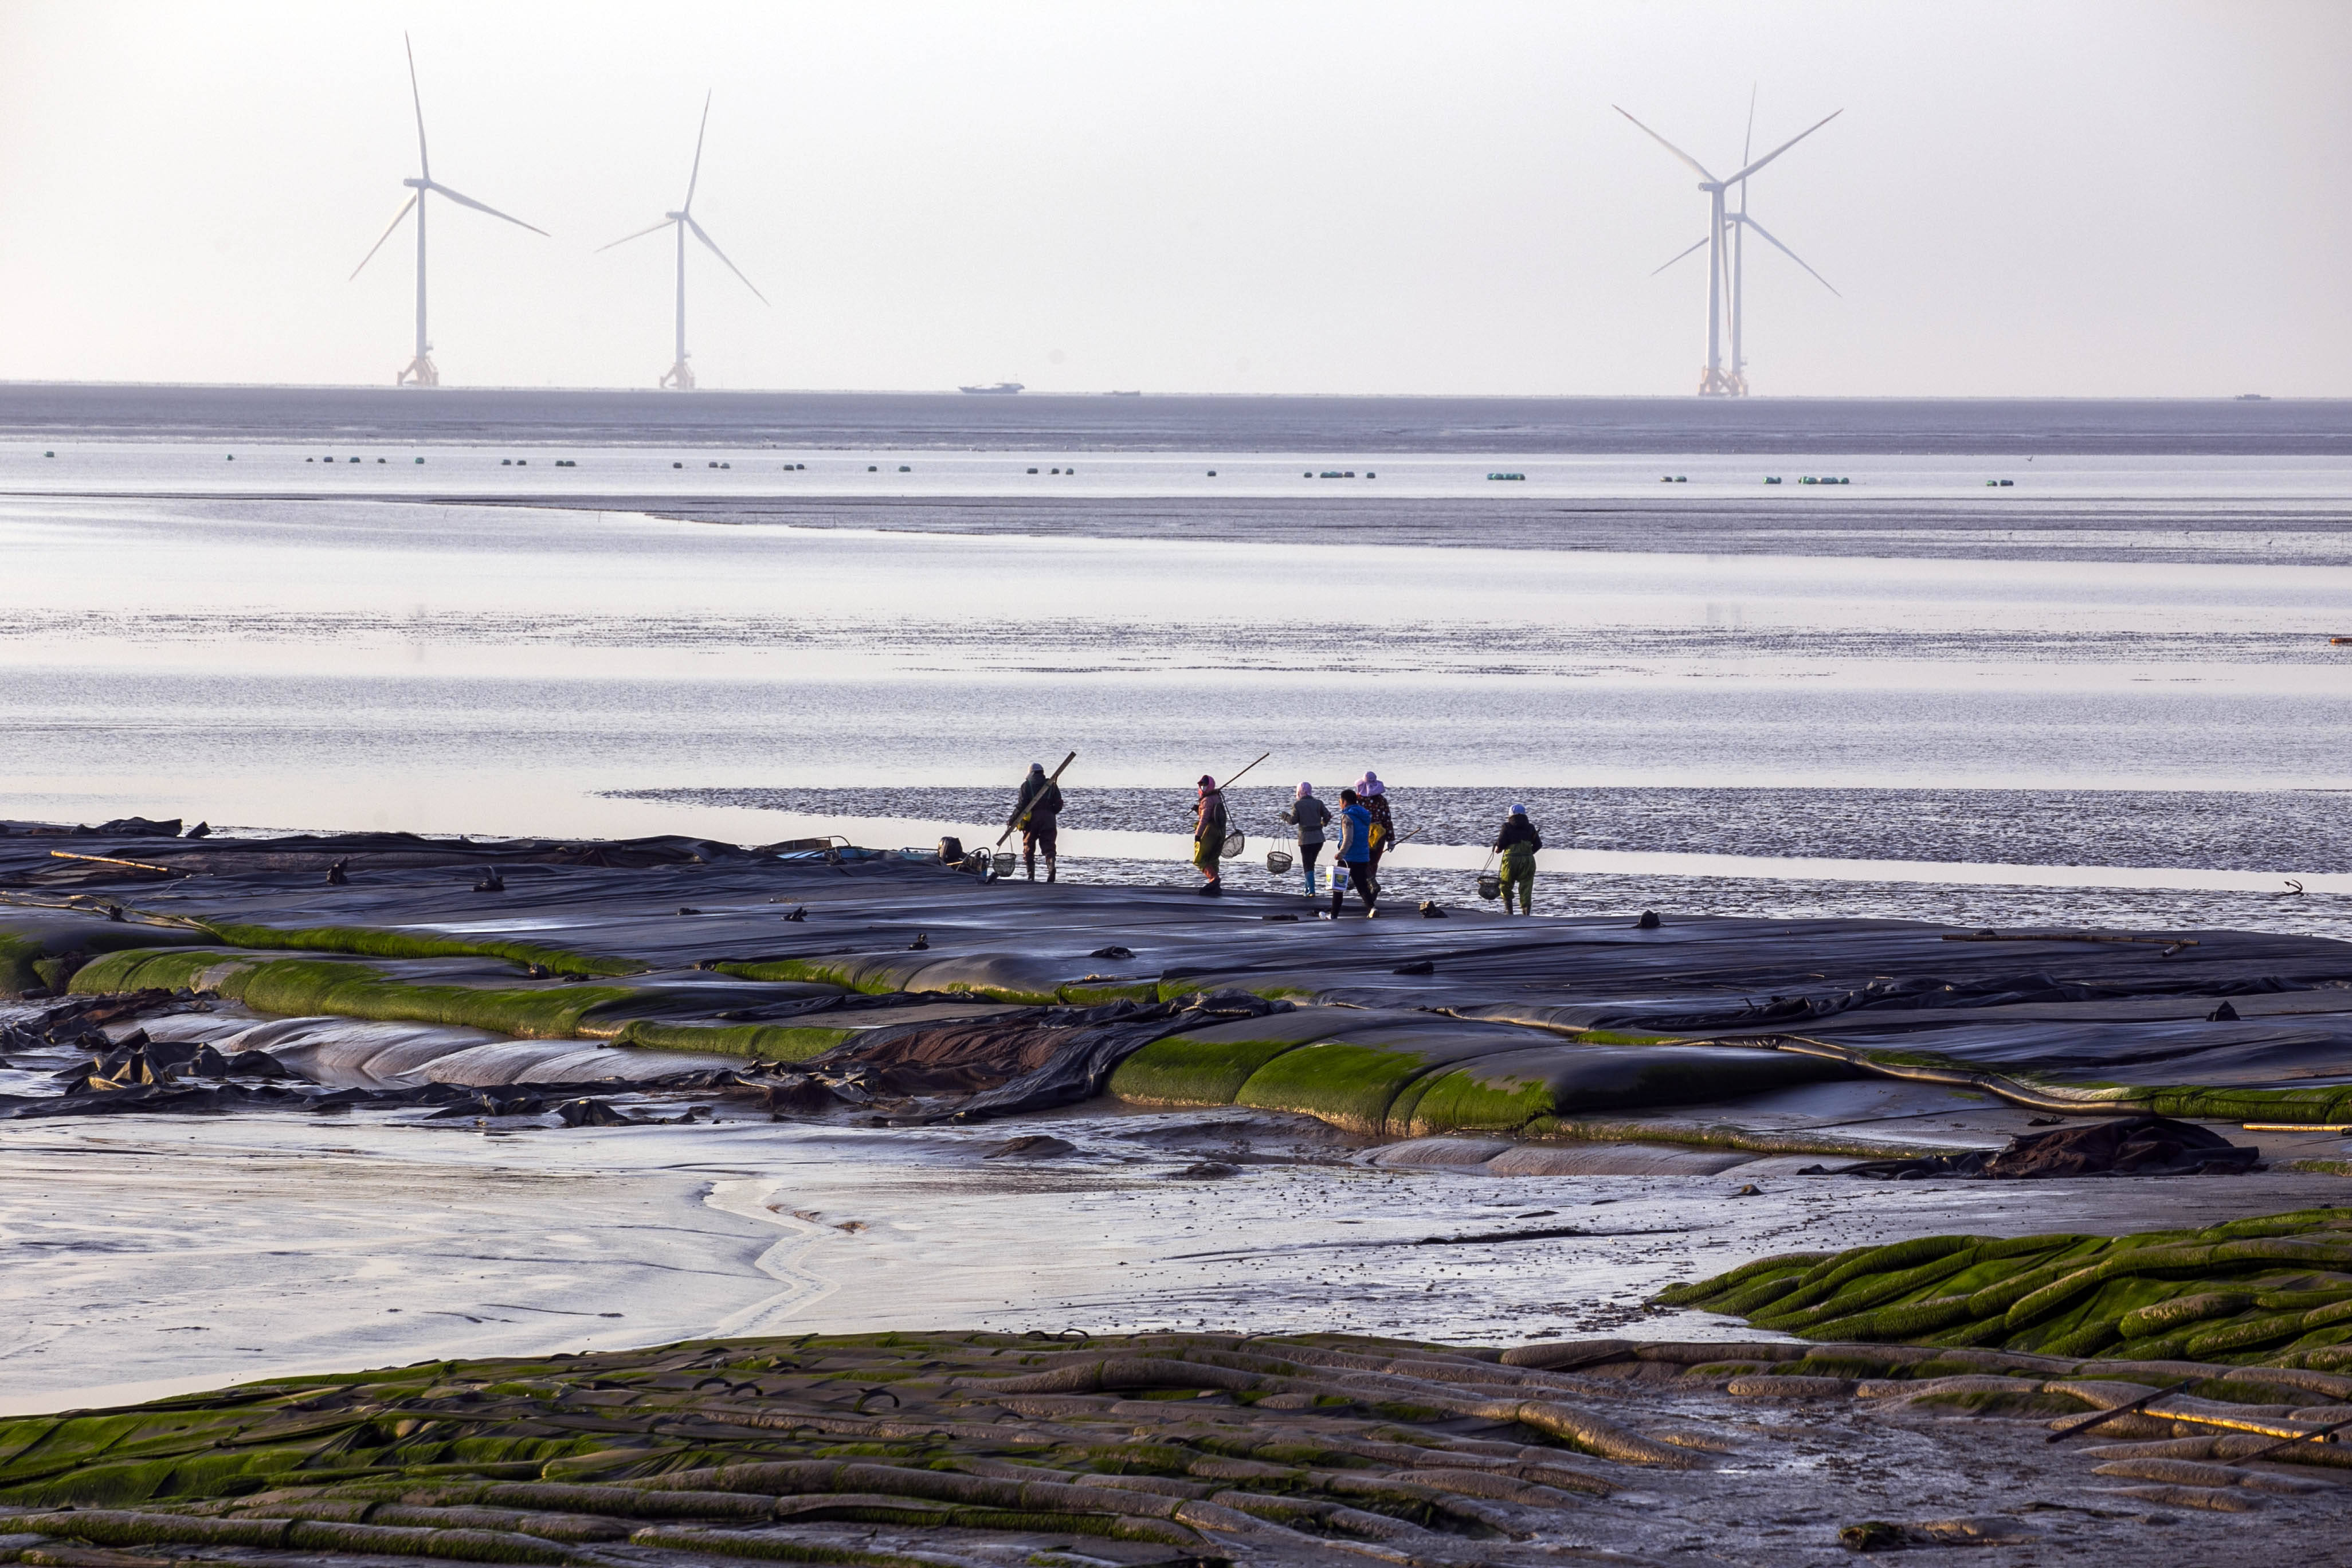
xmin=1010 ymin=761 xmax=1545 ymax=917
xmin=1191 ymin=771 xmax=1391 ymax=912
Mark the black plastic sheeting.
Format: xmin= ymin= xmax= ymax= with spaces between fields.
xmin=10 ymin=824 xmax=2352 ymax=1123
xmin=817 ymin=991 xmax=1293 ymax=1122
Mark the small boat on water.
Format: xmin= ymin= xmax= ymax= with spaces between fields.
xmin=959 ymin=381 xmax=1024 ymax=394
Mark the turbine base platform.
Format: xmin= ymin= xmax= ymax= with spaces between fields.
xmin=661 ymin=357 xmax=696 ymax=391
xmin=1697 ymin=365 xmax=1746 ymax=397
xmin=397 ymin=354 xmax=440 ymax=388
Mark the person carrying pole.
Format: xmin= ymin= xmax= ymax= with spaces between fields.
xmin=1281 ymin=782 xmax=1331 ymax=898
xmin=1193 ymin=774 xmax=1229 ymax=894
xmin=1010 ymin=761 xmax=1065 ymax=881
xmin=1493 ymin=802 xmax=1543 ymax=916
xmin=1330 ymin=788 xmax=1379 ymax=918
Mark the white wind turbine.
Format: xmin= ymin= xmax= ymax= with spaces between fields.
xmin=601 ymin=93 xmax=768 ymax=390
xmin=1617 ymin=98 xmax=1841 ymax=395
xmin=351 ymin=34 xmax=547 ymax=387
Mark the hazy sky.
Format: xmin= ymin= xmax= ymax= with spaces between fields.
xmin=1 ymin=1 xmax=2346 ymax=397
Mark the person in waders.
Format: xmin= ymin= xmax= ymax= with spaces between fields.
xmin=1193 ymin=774 xmax=1227 ymax=894
xmin=1281 ymin=782 xmax=1331 ymax=898
xmin=1494 ymin=803 xmax=1542 ymax=915
xmin=1012 ymin=762 xmax=1064 ymax=881
xmin=1358 ymin=772 xmax=1395 ymax=875
xmin=1331 ymin=788 xmax=1379 ymax=918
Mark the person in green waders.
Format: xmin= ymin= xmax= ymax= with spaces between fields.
xmin=1193 ymin=774 xmax=1227 ymax=895
xmin=1012 ymin=762 xmax=1063 ymax=881
xmin=1493 ymin=803 xmax=1542 ymax=915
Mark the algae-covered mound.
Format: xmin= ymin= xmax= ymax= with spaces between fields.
xmin=0 ymin=1331 xmax=1709 ymax=1568
xmin=11 ymin=1331 xmax=2352 ymax=1561
xmin=1659 ymin=1206 xmax=2352 ymax=1364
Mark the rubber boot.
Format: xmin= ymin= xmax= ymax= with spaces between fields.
xmin=1046 ymin=857 xmax=1057 ymax=884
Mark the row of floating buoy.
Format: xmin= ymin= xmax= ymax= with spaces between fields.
xmin=1659 ymin=475 xmax=1688 ymax=483
xmin=1799 ymin=475 xmax=1851 ymax=485
xmin=1309 ymin=469 xmax=1374 ymax=479
xmin=1985 ymin=478 xmax=2015 ymax=487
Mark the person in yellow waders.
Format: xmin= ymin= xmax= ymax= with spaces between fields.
xmin=1493 ymin=803 xmax=1542 ymax=915
xmin=1193 ymin=775 xmax=1227 ymax=894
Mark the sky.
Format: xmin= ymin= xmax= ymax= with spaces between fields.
xmin=0 ymin=1 xmax=2346 ymax=398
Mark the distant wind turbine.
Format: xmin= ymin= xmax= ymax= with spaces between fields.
xmin=350 ymin=34 xmax=547 ymax=387
xmin=601 ymin=93 xmax=768 ymax=391
xmin=1617 ymin=97 xmax=1841 ymax=395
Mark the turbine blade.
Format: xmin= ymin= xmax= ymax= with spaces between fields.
xmin=685 ymin=214 xmax=767 ymax=304
xmin=598 ymin=217 xmax=676 ymax=253
xmin=1613 ymin=105 xmax=1718 ymax=184
xmin=1738 ymin=211 xmax=1840 ymax=296
xmin=683 ymin=89 xmax=711 ymax=212
xmin=1739 ymin=85 xmax=1756 ymax=213
xmin=406 ymin=32 xmax=429 ymax=180
xmin=1649 ymin=234 xmax=1711 ymax=276
xmin=424 ymin=181 xmax=548 ymax=236
xmin=1724 ymin=108 xmax=1842 ymax=186
xmin=350 ymin=193 xmax=418 ymax=280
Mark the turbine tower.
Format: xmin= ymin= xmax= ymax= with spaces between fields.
xmin=351 ymin=34 xmax=547 ymax=387
xmin=1616 ymin=99 xmax=1841 ymax=395
xmin=601 ymin=92 xmax=768 ymax=390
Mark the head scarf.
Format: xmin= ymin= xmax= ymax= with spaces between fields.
xmin=1028 ymin=762 xmax=1045 ymax=777
xmin=1360 ymin=771 xmax=1385 ymax=798
xmin=1198 ymin=774 xmax=1217 ymax=795
xmin=1296 ymin=781 xmax=1314 ymax=798
xmin=1509 ymin=803 xmax=1528 ymax=817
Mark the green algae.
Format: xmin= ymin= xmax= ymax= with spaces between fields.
xmin=1107 ymin=1033 xmax=1312 ymax=1106
xmin=1390 ymin=1068 xmax=1550 ymax=1137
xmin=0 ymin=920 xmax=209 ymax=997
xmin=1664 ymin=1207 xmax=2352 ymax=1365
xmin=610 ymin=1020 xmax=857 ymax=1062
xmin=191 ymin=921 xmax=644 ymax=978
xmin=713 ymin=955 xmax=1155 ymax=1007
xmin=69 ymin=950 xmax=639 ymax=1040
xmin=1232 ymin=1041 xmax=1434 ymax=1134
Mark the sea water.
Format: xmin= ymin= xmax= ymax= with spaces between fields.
xmin=2 ymin=391 xmax=2349 ymax=933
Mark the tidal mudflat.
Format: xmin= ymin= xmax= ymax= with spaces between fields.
xmin=8 ymin=393 xmax=2352 ymax=1559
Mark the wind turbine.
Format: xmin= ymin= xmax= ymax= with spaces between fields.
xmin=601 ymin=92 xmax=768 ymax=391
xmin=351 ymin=34 xmax=546 ymax=387
xmin=1617 ymin=99 xmax=1841 ymax=395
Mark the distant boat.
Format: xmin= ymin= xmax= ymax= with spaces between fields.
xmin=959 ymin=382 xmax=1024 ymax=395
xmin=1106 ymin=390 xmax=1142 ymax=397
xmin=2236 ymin=393 xmax=2271 ymax=401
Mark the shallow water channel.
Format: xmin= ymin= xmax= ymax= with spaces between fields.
xmin=7 ymin=1099 xmax=2348 ymax=1417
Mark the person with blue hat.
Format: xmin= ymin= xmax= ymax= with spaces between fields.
xmin=1493 ymin=803 xmax=1543 ymax=916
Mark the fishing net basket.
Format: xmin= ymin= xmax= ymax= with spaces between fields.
xmin=1265 ymin=849 xmax=1293 ymax=874
xmin=1222 ymin=829 xmax=1245 ymax=858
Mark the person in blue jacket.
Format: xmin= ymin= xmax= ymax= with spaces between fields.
xmin=1330 ymin=788 xmax=1379 ymax=919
